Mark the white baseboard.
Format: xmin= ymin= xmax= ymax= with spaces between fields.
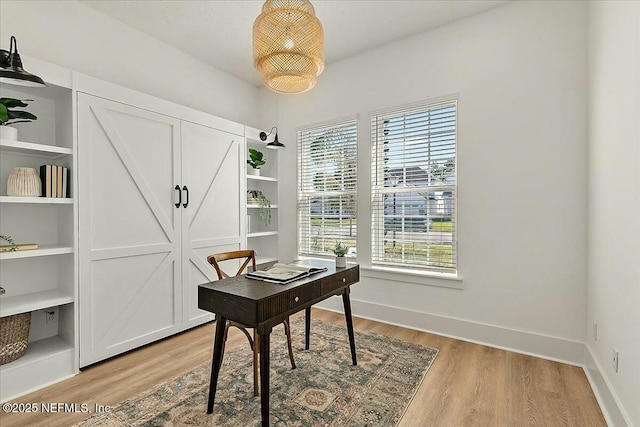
xmin=316 ymin=298 xmax=633 ymax=426
xmin=317 ymin=297 xmax=585 ymax=365
xmin=583 ymin=345 xmax=631 ymax=427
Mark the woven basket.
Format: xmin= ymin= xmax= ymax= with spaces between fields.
xmin=0 ymin=312 xmax=31 ymax=365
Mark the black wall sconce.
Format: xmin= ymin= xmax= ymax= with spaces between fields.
xmin=0 ymin=36 xmax=46 ymax=87
xmin=259 ymin=126 xmax=285 ymax=149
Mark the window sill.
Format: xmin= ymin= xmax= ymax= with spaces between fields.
xmin=360 ymin=266 xmax=463 ymax=290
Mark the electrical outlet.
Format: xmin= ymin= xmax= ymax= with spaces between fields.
xmin=45 ymin=308 xmax=58 ymax=324
xmin=593 ymin=322 xmax=598 ymax=341
xmin=612 ymin=349 xmax=619 ymax=373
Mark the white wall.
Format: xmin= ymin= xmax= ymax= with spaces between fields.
xmin=270 ymin=0 xmax=589 ymax=357
xmin=0 ymin=0 xmax=260 ymax=127
xmin=587 ymin=1 xmax=640 ymax=426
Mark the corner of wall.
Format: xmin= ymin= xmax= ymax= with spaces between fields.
xmin=583 ymin=345 xmax=632 ymax=427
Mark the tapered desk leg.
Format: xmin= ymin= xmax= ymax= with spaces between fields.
xmin=342 ymin=287 xmax=357 ymax=365
xmin=305 ymin=307 xmax=311 ymax=350
xmin=259 ymin=327 xmax=272 ymax=427
xmin=207 ymin=316 xmax=227 ymax=414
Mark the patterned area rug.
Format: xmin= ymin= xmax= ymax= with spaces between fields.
xmin=77 ymin=319 xmax=438 ymax=426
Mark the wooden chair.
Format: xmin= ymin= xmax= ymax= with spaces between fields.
xmin=206 ymin=249 xmax=296 ymax=396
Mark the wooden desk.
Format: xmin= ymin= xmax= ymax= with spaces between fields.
xmin=198 ymin=261 xmax=359 ymax=427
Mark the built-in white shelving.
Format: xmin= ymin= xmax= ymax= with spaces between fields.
xmin=247 ymin=175 xmax=278 ymax=183
xmin=0 ymin=336 xmax=75 ymax=400
xmin=0 ymin=196 xmax=73 ymax=204
xmin=0 ymin=289 xmax=74 ymax=317
xmin=247 ymin=231 xmax=278 ymax=238
xmin=0 ymin=60 xmax=78 ymax=403
xmin=245 ymin=127 xmax=279 ymax=264
xmin=0 ymin=139 xmax=73 ymax=158
xmin=247 ymin=204 xmax=278 ymax=209
xmin=0 ymin=245 xmax=74 ymax=260
xmin=2 ymin=336 xmax=74 ymax=370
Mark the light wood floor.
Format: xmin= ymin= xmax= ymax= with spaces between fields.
xmin=1 ymin=308 xmax=606 ymax=427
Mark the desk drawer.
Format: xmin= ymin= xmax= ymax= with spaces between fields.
xmin=259 ymin=282 xmax=321 ymax=320
xmin=321 ymin=267 xmax=359 ymax=294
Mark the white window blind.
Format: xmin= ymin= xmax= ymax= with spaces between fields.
xmin=298 ymin=118 xmax=357 ymax=257
xmin=371 ymin=98 xmax=457 ymax=273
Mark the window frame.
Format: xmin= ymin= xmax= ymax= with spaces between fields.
xmin=370 ymin=96 xmax=458 ymax=274
xmin=297 ymin=116 xmax=358 ymax=259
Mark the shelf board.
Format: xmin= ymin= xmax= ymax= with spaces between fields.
xmin=247 ymin=204 xmax=278 ymax=209
xmin=0 ymin=244 xmax=74 ymax=260
xmin=247 ymin=231 xmax=278 ymax=238
xmin=0 ymin=289 xmax=74 ymax=317
xmin=0 ymin=196 xmax=73 ymax=204
xmin=0 ymin=335 xmax=73 ymax=372
xmin=0 ymin=139 xmax=73 ymax=158
xmin=247 ymin=175 xmax=277 ymax=182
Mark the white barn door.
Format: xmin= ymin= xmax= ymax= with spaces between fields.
xmin=181 ymin=122 xmax=242 ymax=325
xmin=78 ymin=94 xmax=182 ymax=366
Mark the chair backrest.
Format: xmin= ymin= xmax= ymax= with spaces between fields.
xmin=207 ymin=250 xmax=257 ymax=279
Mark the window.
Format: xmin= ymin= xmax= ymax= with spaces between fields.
xmin=371 ymin=98 xmax=457 ymax=273
xmin=298 ymin=118 xmax=357 ymax=257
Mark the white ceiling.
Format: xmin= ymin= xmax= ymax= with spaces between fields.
xmin=81 ymin=0 xmax=510 ymax=87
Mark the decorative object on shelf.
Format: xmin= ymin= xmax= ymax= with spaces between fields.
xmin=0 ymin=35 xmax=46 ymax=87
xmin=247 ymin=148 xmax=266 ymax=176
xmin=0 ymin=286 xmax=4 ymax=295
xmin=0 ymin=97 xmax=38 ymax=141
xmin=0 ymin=243 xmax=38 ymax=252
xmin=7 ymin=167 xmax=42 ymax=196
xmin=260 ymin=126 xmax=285 ymax=149
xmin=247 ymin=189 xmax=272 ymax=226
xmin=0 ymin=235 xmax=37 ymax=252
xmin=0 ymin=311 xmax=31 ymax=365
xmin=0 ymin=124 xmax=17 ymax=140
xmin=0 ymin=235 xmax=17 ymax=252
xmin=253 ymin=0 xmax=324 ymax=94
xmin=331 ymin=241 xmax=349 ymax=268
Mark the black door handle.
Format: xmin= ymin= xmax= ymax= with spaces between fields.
xmin=174 ymin=185 xmax=181 ymax=208
xmin=182 ymin=185 xmax=189 ymax=208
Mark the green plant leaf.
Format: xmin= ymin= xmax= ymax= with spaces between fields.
xmin=247 ymin=148 xmax=266 ymax=168
xmin=7 ymin=111 xmax=37 ymax=121
xmin=0 ymin=98 xmax=29 ymax=108
xmin=0 ymin=98 xmax=36 ymax=124
xmin=249 ymin=148 xmax=263 ymax=160
xmin=0 ymin=104 xmax=8 ymax=123
xmin=331 ymin=241 xmax=349 ymax=256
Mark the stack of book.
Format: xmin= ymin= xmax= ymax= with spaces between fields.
xmin=39 ymin=164 xmax=71 ymax=198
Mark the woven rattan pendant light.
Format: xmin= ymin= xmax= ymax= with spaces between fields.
xmin=253 ymin=0 xmax=324 ymax=94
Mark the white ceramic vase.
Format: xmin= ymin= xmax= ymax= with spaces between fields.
xmin=7 ymin=167 xmax=42 ymax=197
xmin=247 ymin=167 xmax=261 ymax=176
xmin=0 ymin=126 xmax=18 ymax=141
xmin=336 ymin=256 xmax=347 ymax=268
